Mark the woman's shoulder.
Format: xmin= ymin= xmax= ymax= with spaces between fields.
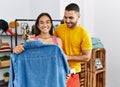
xmin=52 ymin=36 xmax=62 ymax=48
xmin=53 ymin=36 xmax=61 ymax=41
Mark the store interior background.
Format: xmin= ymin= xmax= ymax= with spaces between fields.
xmin=0 ymin=0 xmax=120 ymax=87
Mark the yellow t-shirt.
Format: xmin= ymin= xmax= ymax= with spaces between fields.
xmin=54 ymin=24 xmax=92 ymax=73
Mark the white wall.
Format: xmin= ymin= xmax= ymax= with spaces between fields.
xmin=30 ymin=0 xmax=60 ymax=19
xmin=0 ymin=0 xmax=60 ymax=21
xmin=83 ymin=0 xmax=120 ymax=86
xmin=83 ymin=0 xmax=94 ymax=36
xmin=93 ymin=0 xmax=120 ymax=87
xmin=0 ymin=0 xmax=31 ymax=22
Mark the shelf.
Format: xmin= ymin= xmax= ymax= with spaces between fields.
xmin=0 ymin=34 xmax=22 ymax=36
xmin=0 ymin=49 xmax=11 ymax=52
xmin=0 ymin=66 xmax=9 ymax=69
xmin=80 ymin=62 xmax=87 ymax=87
xmin=87 ymin=48 xmax=106 ymax=87
xmin=0 ymin=60 xmax=10 ymax=68
xmin=0 ymin=35 xmax=12 ymax=36
xmin=91 ymin=48 xmax=106 ymax=73
xmin=0 ymin=28 xmax=12 ymax=87
xmin=92 ymin=48 xmax=105 ymax=51
xmin=95 ymin=68 xmax=105 ymax=74
xmin=0 ymin=80 xmax=8 ymax=86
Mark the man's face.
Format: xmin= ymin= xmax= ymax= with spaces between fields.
xmin=64 ymin=10 xmax=80 ymax=28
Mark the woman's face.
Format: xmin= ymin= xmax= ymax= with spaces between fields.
xmin=38 ymin=15 xmax=52 ymax=34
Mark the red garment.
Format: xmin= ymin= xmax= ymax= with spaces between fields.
xmin=66 ymin=74 xmax=80 ymax=87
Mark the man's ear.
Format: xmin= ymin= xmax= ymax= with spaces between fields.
xmin=78 ymin=13 xmax=80 ymax=19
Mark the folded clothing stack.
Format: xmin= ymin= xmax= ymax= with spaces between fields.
xmin=0 ymin=42 xmax=11 ymax=51
xmin=0 ymin=38 xmax=2 ymax=48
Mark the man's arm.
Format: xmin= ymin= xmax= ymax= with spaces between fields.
xmin=67 ymin=50 xmax=92 ymax=62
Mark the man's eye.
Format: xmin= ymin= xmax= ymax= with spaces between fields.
xmin=69 ymin=17 xmax=73 ymax=19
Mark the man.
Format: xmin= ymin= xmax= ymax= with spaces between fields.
xmin=54 ymin=3 xmax=92 ymax=85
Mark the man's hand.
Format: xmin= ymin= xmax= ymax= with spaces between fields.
xmin=66 ymin=74 xmax=71 ymax=83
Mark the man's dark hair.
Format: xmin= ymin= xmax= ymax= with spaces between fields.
xmin=65 ymin=3 xmax=80 ymax=12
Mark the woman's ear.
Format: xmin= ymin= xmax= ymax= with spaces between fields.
xmin=37 ymin=24 xmax=39 ymax=29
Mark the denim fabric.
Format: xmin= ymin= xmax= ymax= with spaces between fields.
xmin=9 ymin=40 xmax=70 ymax=87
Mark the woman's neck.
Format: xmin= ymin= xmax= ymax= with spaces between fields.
xmin=39 ymin=33 xmax=52 ymax=39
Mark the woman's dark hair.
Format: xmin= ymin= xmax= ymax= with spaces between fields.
xmin=34 ymin=13 xmax=53 ymax=36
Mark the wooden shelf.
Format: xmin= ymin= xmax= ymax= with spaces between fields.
xmin=0 ymin=49 xmax=11 ymax=52
xmin=0 ymin=31 xmax=12 ymax=87
xmin=95 ymin=68 xmax=105 ymax=74
xmin=0 ymin=80 xmax=8 ymax=87
xmin=80 ymin=48 xmax=106 ymax=87
xmin=87 ymin=48 xmax=106 ymax=87
xmin=0 ymin=60 xmax=10 ymax=68
xmin=0 ymin=35 xmax=12 ymax=36
xmin=91 ymin=48 xmax=106 ymax=73
xmin=80 ymin=62 xmax=87 ymax=87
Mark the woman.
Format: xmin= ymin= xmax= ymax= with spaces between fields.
xmin=13 ymin=13 xmax=62 ymax=54
xmin=13 ymin=13 xmax=70 ymax=82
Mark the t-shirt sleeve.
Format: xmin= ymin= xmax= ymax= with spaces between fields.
xmin=81 ymin=30 xmax=92 ymax=50
xmin=53 ymin=27 xmax=58 ymax=37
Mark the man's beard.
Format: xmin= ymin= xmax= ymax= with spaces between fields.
xmin=66 ymin=21 xmax=77 ymax=28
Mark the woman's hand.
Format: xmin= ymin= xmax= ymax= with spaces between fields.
xmin=13 ymin=34 xmax=36 ymax=54
xmin=13 ymin=44 xmax=24 ymax=54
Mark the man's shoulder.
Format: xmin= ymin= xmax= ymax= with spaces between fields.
xmin=78 ymin=25 xmax=86 ymax=30
xmin=56 ymin=24 xmax=66 ymax=30
xmin=78 ymin=25 xmax=88 ymax=32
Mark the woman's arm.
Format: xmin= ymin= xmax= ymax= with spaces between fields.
xmin=13 ymin=35 xmax=35 ymax=54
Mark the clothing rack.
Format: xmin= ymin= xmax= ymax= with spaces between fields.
xmin=14 ymin=19 xmax=61 ymax=46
